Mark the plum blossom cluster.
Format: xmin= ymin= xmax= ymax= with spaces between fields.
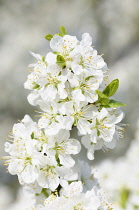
xmin=3 ymin=26 xmax=125 ymax=209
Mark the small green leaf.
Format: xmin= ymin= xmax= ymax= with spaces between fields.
xmin=101 ymin=100 xmax=126 ymax=108
xmin=45 ymin=34 xmax=53 ymax=41
xmin=59 ymin=26 xmax=67 ymax=36
xmin=96 ymin=90 xmax=108 ymax=99
xmin=56 ymin=55 xmax=66 ymax=68
xmin=108 ymin=99 xmax=126 ymax=107
xmin=103 ymin=79 xmax=119 ymax=97
xmin=100 ymin=98 xmax=110 ymax=105
xmin=95 ymin=90 xmax=110 ymax=105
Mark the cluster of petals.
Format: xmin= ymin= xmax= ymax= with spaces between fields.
xmin=23 ymin=32 xmax=124 ymax=160
xmin=24 ymin=33 xmax=106 ymax=106
xmin=35 ymin=181 xmax=111 ymax=210
xmin=4 ymin=115 xmax=80 ymax=192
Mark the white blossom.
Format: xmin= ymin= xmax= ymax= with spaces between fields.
xmin=35 ymin=181 xmax=111 ymax=210
xmin=44 ymin=129 xmax=81 ymax=168
xmin=68 ymin=70 xmax=103 ymax=103
xmin=81 ymin=108 xmax=124 ymax=160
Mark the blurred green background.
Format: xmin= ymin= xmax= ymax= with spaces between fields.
xmin=0 ymin=0 xmax=139 ymax=209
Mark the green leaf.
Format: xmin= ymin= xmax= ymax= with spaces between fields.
xmin=45 ymin=34 xmax=53 ymax=41
xmin=59 ymin=26 xmax=67 ymax=36
xmin=56 ymin=55 xmax=66 ymax=68
xmin=103 ymin=79 xmax=119 ymax=97
xmin=108 ymin=99 xmax=126 ymax=107
xmin=95 ymin=90 xmax=109 ymax=105
xmin=101 ymin=100 xmax=126 ymax=108
xmin=96 ymin=90 xmax=108 ymax=99
xmin=100 ymin=98 xmax=110 ymax=105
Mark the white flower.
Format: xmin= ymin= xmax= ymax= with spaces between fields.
xmin=7 ymin=139 xmax=45 ymax=184
xmin=29 ymin=51 xmax=47 ymax=69
xmin=37 ymin=156 xmax=60 ymax=191
xmin=37 ymin=157 xmax=78 ymax=191
xmin=38 ymin=64 xmax=68 ymax=102
xmin=4 ymin=115 xmax=48 ymax=184
xmin=50 ymin=35 xmax=78 ymax=57
xmin=24 ymin=72 xmax=40 ymax=90
xmin=25 ymin=62 xmax=68 ymax=105
xmin=71 ymin=101 xmax=97 ymax=135
xmin=38 ymin=101 xmax=65 ymax=135
xmin=81 ymin=108 xmax=124 ymax=159
xmin=45 ymin=129 xmax=81 ymax=168
xmin=68 ymin=70 xmax=103 ymax=102
xmin=71 ymin=44 xmax=107 ymax=74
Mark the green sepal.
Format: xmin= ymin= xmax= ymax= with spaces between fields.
xmin=41 ymin=188 xmax=49 ymax=198
xmin=56 ymin=55 xmax=66 ymax=68
xmin=41 ymin=55 xmax=45 ymax=62
xmin=53 ymin=51 xmax=59 ymax=54
xmin=45 ymin=34 xmax=53 ymax=41
xmin=85 ymin=76 xmax=94 ymax=82
xmin=31 ymin=132 xmax=34 ymax=139
xmin=58 ymin=97 xmax=70 ymax=103
xmin=59 ymin=26 xmax=67 ymax=36
xmin=97 ymin=129 xmax=100 ymax=137
xmin=74 ymin=118 xmax=78 ymax=126
xmin=33 ymin=83 xmax=40 ymax=90
xmin=103 ymin=79 xmax=119 ymax=97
